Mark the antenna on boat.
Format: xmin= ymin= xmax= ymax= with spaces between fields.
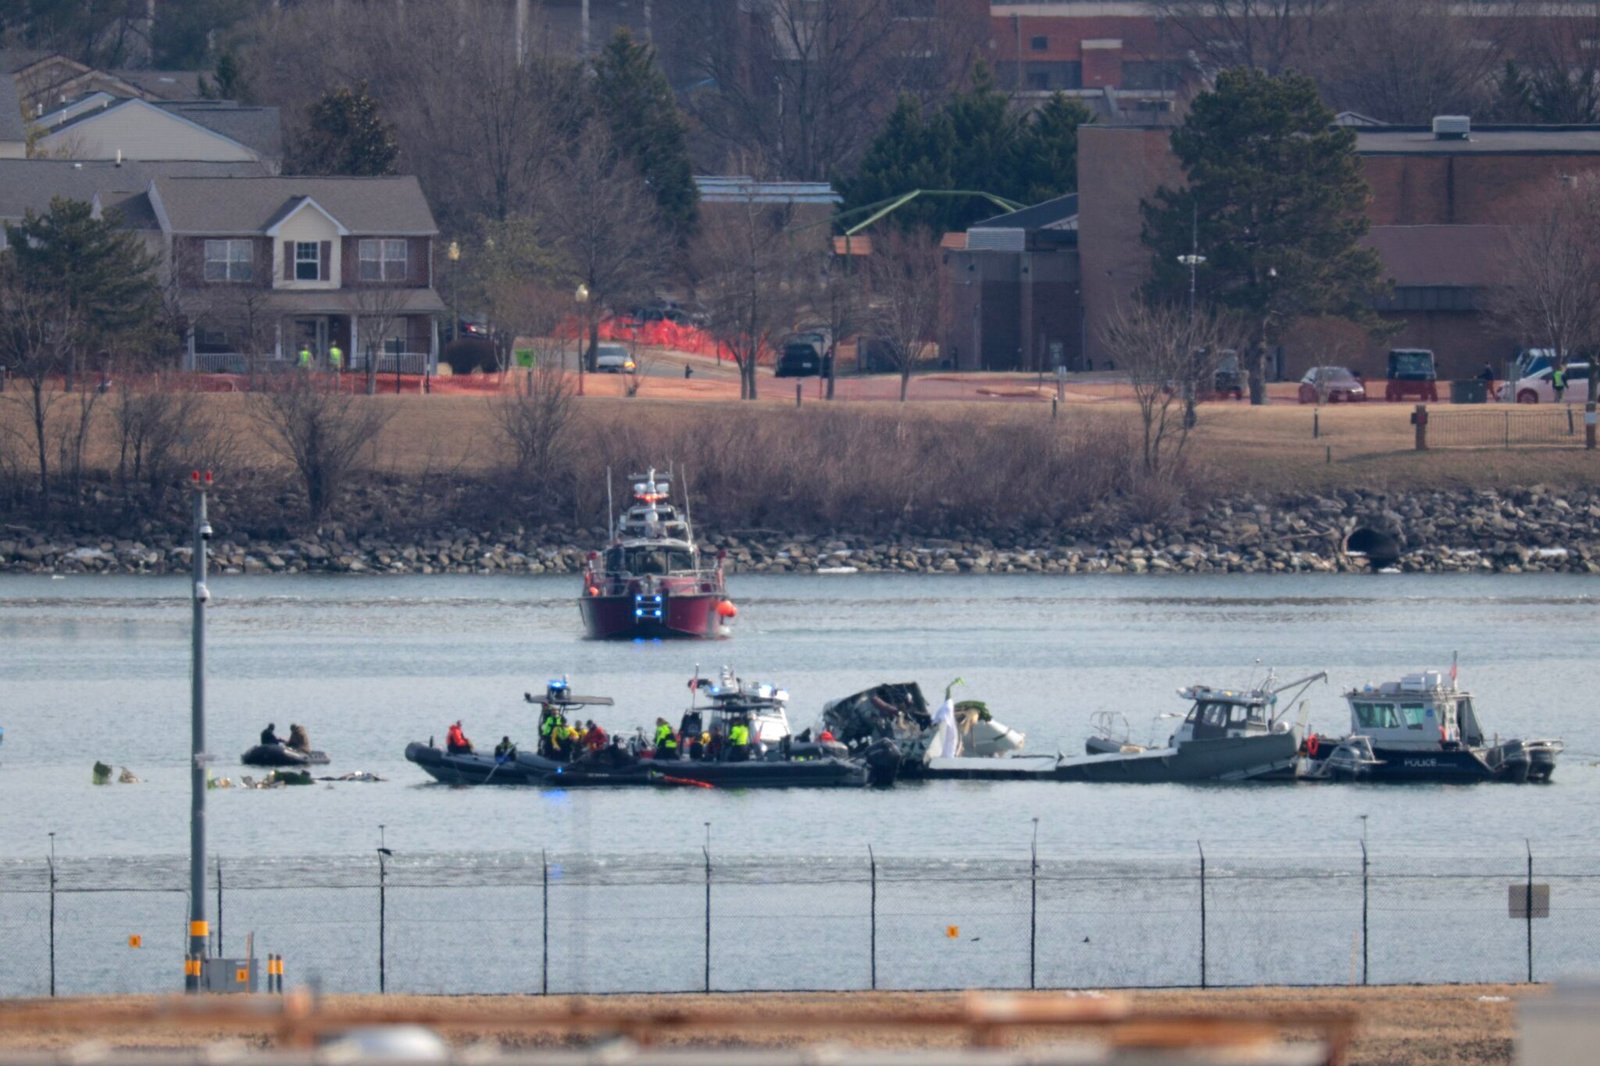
xmin=606 ymin=467 xmax=614 ymax=536
xmin=681 ymin=464 xmax=696 ymax=545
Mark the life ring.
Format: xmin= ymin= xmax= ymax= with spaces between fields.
xmin=1306 ymin=733 xmax=1320 ymax=758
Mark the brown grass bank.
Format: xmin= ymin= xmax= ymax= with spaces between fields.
xmin=0 ymin=390 xmax=1593 ymax=537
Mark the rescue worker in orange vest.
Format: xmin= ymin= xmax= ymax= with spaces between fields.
xmin=446 ymin=721 xmax=473 ymax=755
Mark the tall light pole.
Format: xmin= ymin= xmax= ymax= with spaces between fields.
xmin=186 ymin=470 xmax=212 ymax=992
xmin=1177 ymin=253 xmax=1206 ymax=321
xmin=575 ymin=282 xmax=590 ymax=397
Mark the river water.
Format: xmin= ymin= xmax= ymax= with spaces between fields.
xmin=2 ymin=572 xmax=1598 ymax=994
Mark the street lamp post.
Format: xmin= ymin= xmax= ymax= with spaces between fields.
xmin=1176 ymin=252 xmax=1206 ymax=427
xmin=575 ymin=282 xmax=590 ymax=397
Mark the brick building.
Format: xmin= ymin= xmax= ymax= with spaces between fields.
xmin=1075 ymin=119 xmax=1600 ymax=380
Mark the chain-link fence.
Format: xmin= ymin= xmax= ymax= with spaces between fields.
xmin=2 ymin=846 xmax=1593 ymax=996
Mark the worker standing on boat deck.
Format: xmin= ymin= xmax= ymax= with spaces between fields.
xmin=287 ymin=724 xmax=310 ymax=751
xmin=446 ymin=721 xmax=473 ymax=755
xmin=260 ymin=723 xmax=283 ymax=746
xmin=539 ymin=705 xmax=565 ymax=757
xmin=654 ymin=717 xmax=679 ymax=760
xmin=728 ymin=717 xmax=751 ymax=761
xmin=584 ymin=720 xmax=608 ymax=752
xmin=494 ymin=736 xmax=516 ymax=760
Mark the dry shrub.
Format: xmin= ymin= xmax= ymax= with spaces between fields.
xmin=548 ymin=405 xmax=1150 ymax=536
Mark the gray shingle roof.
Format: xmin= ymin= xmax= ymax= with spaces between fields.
xmin=110 ymin=68 xmax=202 ymax=101
xmin=152 ymin=175 xmax=438 ymax=236
xmin=157 ymin=101 xmax=282 ymax=160
xmin=0 ymin=158 xmax=271 ymax=222
xmin=0 ymin=72 xmax=23 ymax=144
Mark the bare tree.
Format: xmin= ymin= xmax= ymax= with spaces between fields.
xmin=1500 ymin=2 xmax=1600 ymax=123
xmin=1491 ymin=177 xmax=1600 ymax=407
xmin=541 ymin=126 xmax=668 ymax=387
xmin=1149 ymin=0 xmax=1330 ymax=80
xmin=860 ymin=229 xmax=943 ymax=402
xmin=812 ymin=248 xmax=864 ymax=401
xmin=353 ymin=285 xmax=414 ymax=395
xmin=115 ymin=377 xmax=237 ymax=507
xmin=1100 ymin=298 xmax=1242 ymax=476
xmin=1311 ymin=0 xmax=1503 ymax=123
xmin=251 ymin=372 xmax=393 ymax=523
xmin=0 ymin=259 xmax=78 ymax=502
xmin=494 ymin=364 xmax=577 ymax=500
xmin=664 ymin=0 xmax=985 ymax=179
xmin=188 ymin=281 xmax=280 ymax=386
xmin=692 ymin=192 xmax=809 ymax=400
xmin=239 ymin=1 xmax=584 ymax=230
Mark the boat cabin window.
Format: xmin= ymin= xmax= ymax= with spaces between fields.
xmin=1399 ymin=703 xmax=1429 ymax=730
xmin=604 ymin=547 xmax=695 ymax=573
xmin=1353 ymin=701 xmax=1400 ymax=729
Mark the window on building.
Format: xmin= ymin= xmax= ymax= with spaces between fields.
xmin=1030 ymin=35 xmax=1049 ymax=51
xmin=1121 ymin=60 xmax=1178 ymax=91
xmin=358 ymin=238 xmax=408 ymax=282
xmin=203 ymin=239 xmax=252 ymax=282
xmin=295 ymin=241 xmax=320 ymax=281
xmin=1023 ymin=61 xmax=1082 ymax=91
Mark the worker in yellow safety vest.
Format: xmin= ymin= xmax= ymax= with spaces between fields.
xmin=297 ymin=345 xmax=312 ymax=368
xmin=728 ymin=719 xmax=751 ymax=762
xmin=328 ymin=343 xmax=343 ymax=371
xmin=654 ymin=717 xmax=678 ymax=760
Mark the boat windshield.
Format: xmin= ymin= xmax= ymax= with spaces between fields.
xmin=605 ymin=546 xmax=697 ymax=574
xmin=1399 ymin=702 xmax=1430 ymax=730
xmin=1352 ymin=701 xmax=1400 ymax=729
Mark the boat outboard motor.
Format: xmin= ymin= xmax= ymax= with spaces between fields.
xmin=863 ymin=738 xmax=903 ymax=788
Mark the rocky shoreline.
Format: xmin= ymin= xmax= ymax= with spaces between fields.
xmin=4 ymin=486 xmax=1599 ymax=577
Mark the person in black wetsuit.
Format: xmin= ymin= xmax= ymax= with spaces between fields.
xmin=260 ymin=723 xmax=283 ymax=746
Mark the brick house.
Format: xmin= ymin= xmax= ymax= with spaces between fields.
xmin=148 ymin=175 xmax=446 ymax=372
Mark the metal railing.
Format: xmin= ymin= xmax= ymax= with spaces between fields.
xmin=1425 ymin=406 xmax=1583 ymax=448
xmin=0 ymin=844 xmax=1588 ymax=997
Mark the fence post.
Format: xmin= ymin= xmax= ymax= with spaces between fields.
xmin=1412 ymin=404 xmax=1428 ymax=451
xmin=868 ymin=845 xmax=877 ymax=991
xmin=47 ymin=834 xmax=56 ymax=998
xmin=541 ymin=850 xmax=549 ymax=995
xmin=1197 ymin=841 xmax=1207 ymax=990
xmin=1360 ymin=840 xmax=1369 ymax=986
xmin=1505 ymin=410 xmax=1510 ymax=450
xmin=1526 ymin=840 xmax=1535 ymax=984
xmin=215 ymin=856 xmax=222 ymax=957
xmin=795 ymin=383 xmax=802 ymax=408
xmin=1588 ymin=402 xmax=1597 ymax=450
xmin=1313 ymin=409 xmax=1320 ymax=439
xmin=703 ymin=838 xmax=712 ymax=994
xmin=1029 ymin=818 xmax=1039 ymax=991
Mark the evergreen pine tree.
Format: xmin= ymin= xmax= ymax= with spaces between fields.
xmin=1016 ymin=93 xmax=1093 ymax=205
xmin=592 ymin=29 xmax=698 ymax=245
xmin=1141 ymin=68 xmax=1386 ymax=404
xmin=289 ymin=82 xmax=399 ymax=177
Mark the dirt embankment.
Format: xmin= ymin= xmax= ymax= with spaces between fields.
xmin=0 ymin=986 xmax=1526 ymax=1065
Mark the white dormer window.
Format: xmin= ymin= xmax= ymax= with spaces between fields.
xmin=358 ymin=239 xmax=408 ymax=281
xmin=295 ymin=241 xmax=321 ymax=281
xmin=204 ymin=239 xmax=253 ymax=282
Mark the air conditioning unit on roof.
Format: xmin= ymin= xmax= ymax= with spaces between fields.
xmin=1432 ymin=115 xmax=1470 ymax=140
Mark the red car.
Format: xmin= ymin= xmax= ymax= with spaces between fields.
xmin=1297 ymin=366 xmax=1368 ymax=404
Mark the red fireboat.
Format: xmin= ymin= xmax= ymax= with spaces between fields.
xmin=578 ymin=468 xmax=736 ymax=640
